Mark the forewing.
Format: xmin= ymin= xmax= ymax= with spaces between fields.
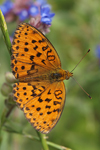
xmin=11 ymin=23 xmax=61 ymax=80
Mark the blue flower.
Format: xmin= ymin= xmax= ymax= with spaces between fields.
xmin=40 ymin=4 xmax=55 ymax=25
xmin=36 ymin=0 xmax=47 ymax=5
xmin=96 ymin=45 xmax=100 ymax=58
xmin=18 ymin=9 xmax=29 ymax=21
xmin=18 ymin=5 xmax=39 ymax=21
xmin=29 ymin=5 xmax=39 ymax=16
xmin=0 ymin=0 xmax=13 ymax=15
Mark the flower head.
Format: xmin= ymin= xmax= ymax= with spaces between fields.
xmin=40 ymin=4 xmax=55 ymax=25
xmin=0 ymin=0 xmax=55 ymax=34
xmin=17 ymin=5 xmax=39 ymax=21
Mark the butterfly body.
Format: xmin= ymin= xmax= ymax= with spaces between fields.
xmin=19 ymin=68 xmax=73 ymax=83
xmin=49 ymin=69 xmax=73 ymax=82
xmin=11 ymin=23 xmax=73 ymax=134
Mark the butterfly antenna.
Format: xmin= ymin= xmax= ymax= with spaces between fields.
xmin=72 ymin=76 xmax=92 ymax=99
xmin=71 ymin=49 xmax=90 ymax=73
xmin=70 ymin=49 xmax=92 ymax=99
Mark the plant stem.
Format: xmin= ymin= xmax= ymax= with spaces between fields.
xmin=0 ymin=106 xmax=15 ymax=129
xmin=0 ymin=10 xmax=14 ymax=128
xmin=3 ymin=128 xmax=71 ymax=150
xmin=0 ymin=10 xmax=11 ymax=55
xmin=36 ymin=131 xmax=49 ymax=150
xmin=47 ymin=141 xmax=71 ymax=150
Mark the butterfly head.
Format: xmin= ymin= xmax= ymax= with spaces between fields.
xmin=65 ymin=70 xmax=73 ymax=80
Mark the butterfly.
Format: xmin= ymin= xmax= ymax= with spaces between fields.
xmin=11 ymin=23 xmax=73 ymax=134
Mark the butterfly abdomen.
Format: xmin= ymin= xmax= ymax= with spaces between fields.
xmin=35 ymin=68 xmax=68 ymax=82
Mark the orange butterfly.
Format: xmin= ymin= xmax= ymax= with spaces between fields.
xmin=11 ymin=23 xmax=73 ymax=134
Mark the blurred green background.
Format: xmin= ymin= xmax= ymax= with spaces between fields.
xmin=0 ymin=0 xmax=100 ymax=150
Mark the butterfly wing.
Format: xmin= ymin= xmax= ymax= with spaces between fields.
xmin=11 ymin=23 xmax=61 ymax=80
xmin=13 ymin=81 xmax=50 ymax=110
xmin=13 ymin=81 xmax=66 ymax=134
xmin=11 ymin=23 xmax=66 ymax=134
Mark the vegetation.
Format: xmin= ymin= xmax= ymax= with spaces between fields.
xmin=0 ymin=0 xmax=100 ymax=150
